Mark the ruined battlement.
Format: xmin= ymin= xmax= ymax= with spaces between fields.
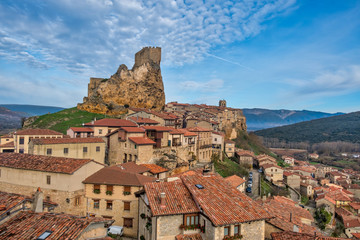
xmin=133 ymin=46 xmax=161 ymax=69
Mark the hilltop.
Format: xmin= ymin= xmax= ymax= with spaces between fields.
xmin=255 ymin=111 xmax=360 ymax=144
xmin=243 ymin=108 xmax=343 ymax=131
xmin=23 ymin=107 xmax=114 ymax=134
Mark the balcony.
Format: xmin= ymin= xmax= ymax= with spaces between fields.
xmin=172 ymin=142 xmax=182 ymax=147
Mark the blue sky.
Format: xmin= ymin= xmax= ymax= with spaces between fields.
xmin=0 ymin=0 xmax=359 ymax=113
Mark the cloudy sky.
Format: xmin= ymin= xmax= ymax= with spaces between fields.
xmin=0 ymin=0 xmax=359 ymax=113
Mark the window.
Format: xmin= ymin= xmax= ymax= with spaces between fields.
xmin=129 ymin=154 xmax=132 ymax=162
xmin=75 ymin=196 xmax=81 ymax=206
xmin=184 ymin=214 xmax=199 ymax=226
xmin=46 ymin=148 xmax=52 ymax=155
xmin=19 ymin=149 xmax=24 ymax=153
xmin=64 ymin=148 xmax=68 ymax=154
xmin=123 ymin=218 xmax=133 ymax=228
xmin=37 ymin=231 xmax=52 ymax=240
xmin=106 ymin=200 xmax=113 ymax=210
xmin=102 ymin=215 xmax=113 ymax=220
xmin=93 ymin=199 xmax=100 ymax=209
xmin=96 ymin=146 xmax=100 ymax=152
xmin=134 ymin=145 xmax=137 ymax=149
xmin=125 ymin=143 xmax=127 ymax=148
xmin=124 ymin=201 xmax=130 ymax=211
xmin=124 ymin=186 xmax=131 ymax=192
xmin=19 ymin=137 xmax=24 ymax=145
xmin=94 ymin=184 xmax=100 ymax=194
xmin=234 ymin=225 xmax=240 ymax=235
xmin=124 ymin=153 xmax=127 ymax=162
xmin=46 ymin=196 xmax=50 ymax=202
xmin=83 ymin=147 xmax=88 ymax=153
xmin=46 ymin=175 xmax=51 ymax=185
xmin=224 ymin=226 xmax=230 ymax=236
xmin=99 ymin=129 xmax=102 ymax=134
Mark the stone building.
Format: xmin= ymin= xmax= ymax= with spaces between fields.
xmin=28 ymin=137 xmax=106 ymax=164
xmin=300 ymin=183 xmax=313 ymax=199
xmin=137 ymin=170 xmax=271 ymax=240
xmin=84 ymin=118 xmax=137 ymax=137
xmin=66 ymin=127 xmax=94 ymax=138
xmin=225 ymin=140 xmax=235 ymax=157
xmin=211 ymin=131 xmax=224 ymax=160
xmin=0 ymin=135 xmax=14 ymax=153
xmin=235 ymin=149 xmax=255 ymax=168
xmin=225 ymin=175 xmax=246 ymax=193
xmin=0 ymin=152 xmax=104 ymax=215
xmin=187 ymin=127 xmax=212 ymax=163
xmin=83 ymin=165 xmax=156 ymax=238
xmin=13 ymin=129 xmax=63 ymax=154
xmin=128 ymin=109 xmax=180 ymax=128
xmin=283 ymin=171 xmax=300 ymax=190
xmin=107 ymin=127 xmax=155 ymax=165
xmin=262 ymin=164 xmax=284 ymax=185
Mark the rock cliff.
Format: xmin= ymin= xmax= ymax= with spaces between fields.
xmin=77 ymin=47 xmax=165 ymax=115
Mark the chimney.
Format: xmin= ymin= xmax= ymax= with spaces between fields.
xmin=203 ymin=169 xmax=210 ymax=177
xmin=160 ymin=192 xmax=166 ymax=208
xmin=33 ymin=187 xmax=44 ymax=213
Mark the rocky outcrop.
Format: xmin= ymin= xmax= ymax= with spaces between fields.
xmin=78 ymin=47 xmax=165 ymax=115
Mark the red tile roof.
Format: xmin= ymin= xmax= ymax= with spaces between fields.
xmin=83 ymin=165 xmax=156 ymax=186
xmin=343 ymin=216 xmax=360 ymax=228
xmin=180 ymin=171 xmax=272 ymax=226
xmin=85 ymin=118 xmax=137 ymax=127
xmin=0 ymin=153 xmax=93 ymax=174
xmin=141 ymin=164 xmax=168 ymax=174
xmin=69 ymin=127 xmax=94 ymax=132
xmin=271 ymin=231 xmax=349 ymax=240
xmin=259 ymin=196 xmax=315 ymax=234
xmin=128 ymin=137 xmax=156 ymax=145
xmin=350 ymin=202 xmax=360 ymax=210
xmin=262 ymin=163 xmax=283 ymax=170
xmin=0 ymin=141 xmax=14 ymax=148
xmin=120 ymin=127 xmax=145 ymax=133
xmin=31 ymin=137 xmax=104 ymax=145
xmin=0 ymin=191 xmax=26 ymax=216
xmin=118 ymin=162 xmax=150 ymax=174
xmin=145 ymin=180 xmax=200 ymax=216
xmin=236 ymin=150 xmax=255 ymax=158
xmin=225 ymin=175 xmax=246 ymax=188
xmin=170 ymin=129 xmax=185 ymax=135
xmin=141 ymin=126 xmax=172 ymax=132
xmin=225 ymin=140 xmax=235 ymax=144
xmin=129 ymin=117 xmax=159 ymax=124
xmin=176 ymin=233 xmax=203 ymax=240
xmin=14 ymin=128 xmax=63 ymax=135
xmin=0 ymin=211 xmax=114 ymax=240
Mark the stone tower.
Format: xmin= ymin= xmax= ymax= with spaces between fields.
xmin=133 ymin=47 xmax=161 ymax=69
xmin=219 ymin=99 xmax=226 ymax=108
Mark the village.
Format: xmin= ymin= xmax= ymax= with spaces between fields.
xmin=0 ymin=99 xmax=359 ymax=240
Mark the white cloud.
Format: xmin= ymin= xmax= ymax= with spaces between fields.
xmin=181 ymin=79 xmax=224 ymax=92
xmin=291 ymin=65 xmax=360 ymax=96
xmin=0 ymin=0 xmax=297 ymax=75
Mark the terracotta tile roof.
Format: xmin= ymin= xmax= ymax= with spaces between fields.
xmin=260 ymin=196 xmax=315 ymax=234
xmin=31 ymin=137 xmax=104 ymax=145
xmin=141 ymin=126 xmax=172 ymax=132
xmin=0 ymin=135 xmax=12 ymax=138
xmin=85 ymin=118 xmax=137 ymax=127
xmin=120 ymin=126 xmax=145 ymax=133
xmin=170 ymin=129 xmax=185 ymax=135
xmin=0 ymin=141 xmax=14 ymax=148
xmin=69 ymin=127 xmax=94 ymax=132
xmin=129 ymin=117 xmax=159 ymax=124
xmin=83 ymin=165 xmax=156 ymax=186
xmin=141 ymin=164 xmax=168 ymax=174
xmin=0 ymin=153 xmax=93 ymax=174
xmin=118 ymin=162 xmax=150 ymax=174
xmin=353 ymin=233 xmax=360 ymax=239
xmin=225 ymin=140 xmax=235 ymax=144
xmin=225 ymin=175 xmax=246 ymax=188
xmin=180 ymin=171 xmax=272 ymax=226
xmin=14 ymin=128 xmax=63 ymax=135
xmin=236 ymin=150 xmax=255 ymax=158
xmin=0 ymin=191 xmax=26 ymax=216
xmin=145 ymin=180 xmax=200 ymax=216
xmin=271 ymin=231 xmax=349 ymax=240
xmin=184 ymin=131 xmax=198 ymax=137
xmin=283 ymin=171 xmax=296 ymax=177
xmin=176 ymin=233 xmax=203 ymax=240
xmin=335 ymin=207 xmax=353 ymax=218
xmin=343 ymin=216 xmax=360 ymax=228
xmin=128 ymin=137 xmax=156 ymax=145
xmin=186 ymin=127 xmax=211 ymax=132
xmin=350 ymin=202 xmax=360 ymax=210
xmin=0 ymin=211 xmax=114 ymax=240
xmin=262 ymin=163 xmax=283 ymax=170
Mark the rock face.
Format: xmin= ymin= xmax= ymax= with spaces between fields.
xmin=78 ymin=47 xmax=165 ymax=115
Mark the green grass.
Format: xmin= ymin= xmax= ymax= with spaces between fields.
xmin=213 ymin=156 xmax=249 ymax=178
xmin=28 ymin=107 xmax=116 ymax=134
xmin=261 ymin=177 xmax=273 ymax=196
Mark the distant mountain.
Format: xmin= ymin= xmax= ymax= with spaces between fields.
xmin=242 ymin=108 xmax=343 ymax=131
xmin=0 ymin=104 xmax=65 ymax=116
xmin=255 ymin=111 xmax=360 ymax=144
xmin=0 ymin=107 xmax=24 ymax=134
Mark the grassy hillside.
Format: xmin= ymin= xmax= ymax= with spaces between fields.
xmin=26 ymin=107 xmax=114 ymax=134
xmin=255 ymin=111 xmax=360 ymax=144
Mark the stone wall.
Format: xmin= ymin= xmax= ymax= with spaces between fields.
xmin=157 ymin=215 xmax=183 ymax=240
xmin=241 ymin=220 xmax=266 ymax=240
xmin=133 ymin=47 xmax=161 ymax=69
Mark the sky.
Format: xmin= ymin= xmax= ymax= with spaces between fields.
xmin=0 ymin=0 xmax=359 ymax=113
